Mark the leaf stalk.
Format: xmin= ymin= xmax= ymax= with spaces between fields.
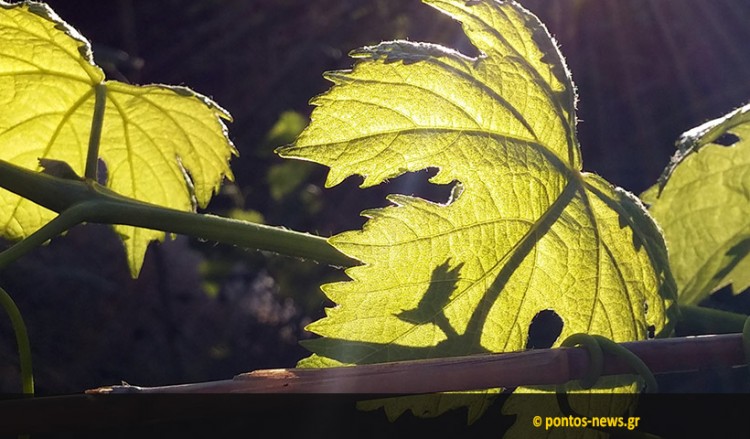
xmin=0 ymin=159 xmax=358 ymax=269
xmin=84 ymin=83 xmax=107 ymax=181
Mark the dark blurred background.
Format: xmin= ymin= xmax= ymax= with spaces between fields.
xmin=2 ymin=0 xmax=750 ymax=395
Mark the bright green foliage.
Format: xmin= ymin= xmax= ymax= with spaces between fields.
xmin=0 ymin=1 xmax=235 ymax=276
xmin=280 ymin=0 xmax=676 ymax=420
xmin=643 ymin=103 xmax=750 ymax=305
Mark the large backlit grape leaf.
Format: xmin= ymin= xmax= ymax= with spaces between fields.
xmin=642 ymin=103 xmax=750 ymax=305
xmin=279 ymin=0 xmax=676 ymax=420
xmin=0 ymin=1 xmax=235 ymax=276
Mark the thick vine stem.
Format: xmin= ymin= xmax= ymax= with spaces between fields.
xmin=0 ymin=159 xmax=358 ymax=268
xmin=559 ymin=333 xmax=603 ymax=389
xmin=559 ymin=334 xmax=657 ymax=393
xmin=82 ymin=333 xmax=745 ymax=394
xmin=555 ymin=334 xmax=659 ymax=438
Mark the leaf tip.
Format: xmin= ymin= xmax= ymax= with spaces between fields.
xmin=23 ymin=0 xmax=98 ymax=68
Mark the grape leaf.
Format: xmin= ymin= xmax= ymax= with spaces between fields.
xmin=279 ymin=0 xmax=676 ymax=420
xmin=0 ymin=1 xmax=236 ymax=276
xmin=642 ymin=103 xmax=750 ymax=305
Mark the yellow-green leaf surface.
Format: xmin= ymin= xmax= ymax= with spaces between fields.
xmin=643 ymin=103 xmax=750 ymax=305
xmin=279 ymin=0 xmax=676 ymax=419
xmin=0 ymin=1 xmax=235 ymax=275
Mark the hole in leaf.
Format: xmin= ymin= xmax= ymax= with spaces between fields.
xmin=647 ymin=325 xmax=655 ymax=339
xmin=97 ymin=158 xmax=108 ymax=185
xmin=525 ymin=309 xmax=563 ymax=349
xmin=387 ymin=167 xmax=457 ymax=205
xmin=713 ymin=132 xmax=740 ymax=147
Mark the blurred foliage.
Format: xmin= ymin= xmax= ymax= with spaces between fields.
xmin=264 ymin=112 xmax=320 ymax=210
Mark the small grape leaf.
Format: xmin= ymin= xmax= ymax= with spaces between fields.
xmin=279 ymin=0 xmax=676 ymax=421
xmin=0 ymin=1 xmax=236 ymax=276
xmin=642 ymin=103 xmax=750 ymax=305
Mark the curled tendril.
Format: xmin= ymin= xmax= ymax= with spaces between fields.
xmin=554 ymin=333 xmax=661 ymax=438
xmin=559 ymin=333 xmax=658 ymax=393
xmin=561 ymin=333 xmax=604 ymax=389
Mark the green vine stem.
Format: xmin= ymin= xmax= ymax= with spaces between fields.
xmin=0 ymin=159 xmax=358 ymax=268
xmin=675 ymin=304 xmax=749 ymax=336
xmin=0 ymin=286 xmax=33 ymax=395
xmin=0 ymin=204 xmax=91 ymax=268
